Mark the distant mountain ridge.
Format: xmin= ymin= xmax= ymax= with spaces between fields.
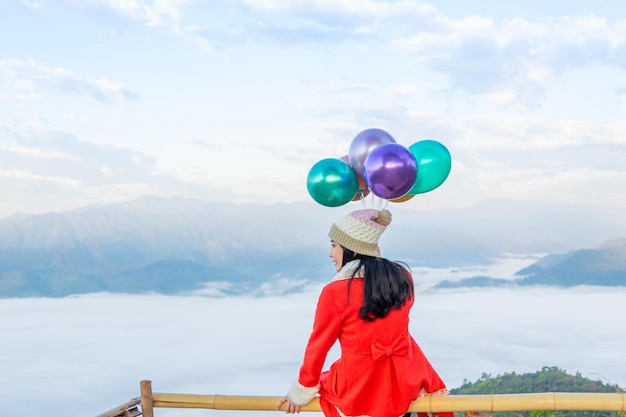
xmin=434 ymin=238 xmax=626 ymax=289
xmin=1 ymin=196 xmax=626 ymax=298
xmin=0 ymin=197 xmax=330 ymax=297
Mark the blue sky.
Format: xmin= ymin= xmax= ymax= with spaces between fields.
xmin=1 ymin=0 xmax=625 ymax=216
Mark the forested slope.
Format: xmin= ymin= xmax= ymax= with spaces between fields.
xmin=450 ymin=366 xmax=623 ymax=417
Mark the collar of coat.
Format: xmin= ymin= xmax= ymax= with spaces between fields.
xmin=331 ymin=260 xmax=364 ymax=281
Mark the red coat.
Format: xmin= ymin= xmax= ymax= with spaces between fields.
xmin=288 ymin=261 xmax=452 ymax=417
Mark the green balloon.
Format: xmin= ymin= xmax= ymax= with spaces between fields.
xmin=408 ymin=140 xmax=452 ymax=194
xmin=307 ymin=158 xmax=359 ymax=207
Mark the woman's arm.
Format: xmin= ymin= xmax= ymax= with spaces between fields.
xmin=286 ymin=285 xmax=342 ymax=405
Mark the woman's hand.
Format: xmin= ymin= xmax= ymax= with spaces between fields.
xmin=277 ymin=395 xmax=301 ymax=414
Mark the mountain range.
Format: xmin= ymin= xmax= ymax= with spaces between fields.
xmin=1 ymin=196 xmax=626 ymax=298
xmin=433 ymin=238 xmax=626 ymax=289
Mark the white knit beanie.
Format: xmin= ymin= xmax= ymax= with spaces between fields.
xmin=328 ymin=209 xmax=392 ymax=257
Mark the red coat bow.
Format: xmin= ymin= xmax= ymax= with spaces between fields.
xmin=371 ymin=333 xmax=410 ymax=361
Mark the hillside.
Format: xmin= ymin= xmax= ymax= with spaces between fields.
xmin=433 ymin=239 xmax=626 ymax=289
xmin=516 ymin=239 xmax=626 ymax=286
xmin=0 ymin=197 xmax=333 ymax=297
xmin=451 ymin=366 xmax=623 ymax=417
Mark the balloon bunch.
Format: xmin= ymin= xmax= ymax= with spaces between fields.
xmin=306 ymin=128 xmax=451 ymax=207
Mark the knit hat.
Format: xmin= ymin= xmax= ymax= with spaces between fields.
xmin=328 ymin=209 xmax=392 ymax=257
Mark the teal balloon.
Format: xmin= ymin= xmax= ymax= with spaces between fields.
xmin=307 ymin=158 xmax=359 ymax=207
xmin=408 ymin=140 xmax=452 ymax=194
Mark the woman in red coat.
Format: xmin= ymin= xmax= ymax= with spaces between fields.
xmin=278 ymin=208 xmax=453 ymax=417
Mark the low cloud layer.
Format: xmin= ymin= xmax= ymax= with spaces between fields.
xmin=1 ymin=257 xmax=624 ymax=417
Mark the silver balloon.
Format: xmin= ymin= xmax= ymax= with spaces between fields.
xmin=348 ymin=128 xmax=396 ymax=178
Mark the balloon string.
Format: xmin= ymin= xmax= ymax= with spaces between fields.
xmin=359 ymin=193 xmax=390 ymax=210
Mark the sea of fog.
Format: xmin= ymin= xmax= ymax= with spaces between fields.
xmin=1 ymin=254 xmax=625 ymax=417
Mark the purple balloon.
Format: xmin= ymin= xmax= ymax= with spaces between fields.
xmin=348 ymin=128 xmax=396 ymax=177
xmin=363 ymin=143 xmax=417 ymax=200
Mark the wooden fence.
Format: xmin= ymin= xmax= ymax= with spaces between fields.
xmin=98 ymin=380 xmax=626 ymax=417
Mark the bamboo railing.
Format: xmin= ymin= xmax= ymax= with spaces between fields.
xmin=95 ymin=397 xmax=141 ymax=417
xmin=132 ymin=380 xmax=626 ymax=416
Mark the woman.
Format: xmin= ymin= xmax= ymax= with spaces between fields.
xmin=278 ymin=208 xmax=452 ymax=417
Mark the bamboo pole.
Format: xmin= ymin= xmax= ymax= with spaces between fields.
xmin=140 ymin=380 xmax=155 ymax=417
xmin=152 ymin=394 xmax=319 ymax=411
xmin=151 ymin=392 xmax=626 ymax=413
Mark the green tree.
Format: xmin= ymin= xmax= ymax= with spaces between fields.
xmin=450 ymin=367 xmax=623 ymax=417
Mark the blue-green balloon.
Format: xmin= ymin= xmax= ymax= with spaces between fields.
xmin=307 ymin=158 xmax=359 ymax=207
xmin=408 ymin=140 xmax=452 ymax=194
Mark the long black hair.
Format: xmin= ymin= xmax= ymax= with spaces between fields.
xmin=342 ymin=246 xmax=414 ymax=321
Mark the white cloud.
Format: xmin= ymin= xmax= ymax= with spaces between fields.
xmin=1 ymin=270 xmax=625 ymax=417
xmin=6 ymin=145 xmax=80 ymax=161
xmin=2 ymin=0 xmax=626 ymax=216
xmin=241 ymin=0 xmax=442 ymax=21
xmin=457 ymin=115 xmax=626 ymax=151
xmin=0 ymin=169 xmax=82 ymax=186
xmin=92 ymin=77 xmax=140 ymax=104
xmin=391 ymin=14 xmax=626 ymax=102
xmin=194 ymin=36 xmax=214 ymax=54
xmin=74 ymin=0 xmax=194 ymax=35
xmin=485 ymin=88 xmax=519 ymax=107
xmin=78 ymin=0 xmax=160 ymax=25
xmin=0 ymin=124 xmax=160 ymax=190
xmin=21 ymin=0 xmax=40 ymax=8
xmin=56 ymin=2 xmax=626 ymax=105
xmin=0 ymin=58 xmax=139 ymax=105
xmin=390 ymin=83 xmax=419 ymax=96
